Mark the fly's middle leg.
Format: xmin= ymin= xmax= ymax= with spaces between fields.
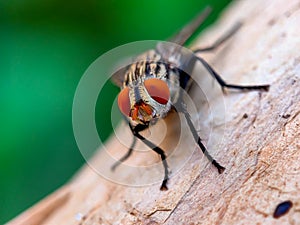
xmin=176 ymin=102 xmax=225 ymax=174
xmin=111 ymin=119 xmax=148 ymax=171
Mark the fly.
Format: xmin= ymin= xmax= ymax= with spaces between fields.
xmin=111 ymin=7 xmax=270 ymax=190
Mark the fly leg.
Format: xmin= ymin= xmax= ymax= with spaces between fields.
xmin=130 ymin=123 xmax=169 ymax=191
xmin=196 ymin=56 xmax=270 ymax=92
xmin=193 ymin=22 xmax=242 ymax=53
xmin=192 ymin=22 xmax=270 ymax=91
xmin=111 ymin=136 xmax=137 ymax=171
xmin=176 ymin=102 xmax=225 ymax=174
xmin=111 ymin=117 xmax=150 ymax=171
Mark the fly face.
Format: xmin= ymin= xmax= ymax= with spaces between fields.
xmin=117 ymin=69 xmax=172 ymax=125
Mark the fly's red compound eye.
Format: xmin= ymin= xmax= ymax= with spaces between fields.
xmin=117 ymin=87 xmax=130 ymax=116
xmin=144 ymin=78 xmax=170 ymax=105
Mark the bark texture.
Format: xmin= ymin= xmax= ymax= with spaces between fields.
xmin=9 ymin=0 xmax=300 ymax=224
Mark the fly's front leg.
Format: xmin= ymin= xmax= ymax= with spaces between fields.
xmin=193 ymin=22 xmax=243 ymax=53
xmin=176 ymin=102 xmax=225 ymax=174
xmin=111 ymin=136 xmax=137 ymax=171
xmin=129 ymin=123 xmax=169 ymax=191
xmin=111 ymin=117 xmax=147 ymax=171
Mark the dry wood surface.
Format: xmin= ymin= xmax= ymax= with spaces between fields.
xmin=9 ymin=0 xmax=300 ymax=224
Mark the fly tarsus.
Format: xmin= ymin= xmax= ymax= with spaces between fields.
xmin=196 ymin=131 xmax=226 ymax=174
xmin=160 ymin=179 xmax=169 ymax=191
xmin=212 ymin=160 xmax=225 ymax=174
xmin=222 ymin=83 xmax=270 ymax=92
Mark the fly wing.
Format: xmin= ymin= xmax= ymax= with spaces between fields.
xmin=169 ymin=6 xmax=212 ymax=46
xmin=156 ymin=7 xmax=212 ymax=93
xmin=110 ymin=67 xmax=127 ymax=87
xmin=156 ymin=6 xmax=212 ymax=65
xmin=112 ymin=7 xmax=212 ymax=87
xmin=110 ymin=56 xmax=133 ymax=87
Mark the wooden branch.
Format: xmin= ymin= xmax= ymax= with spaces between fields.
xmin=9 ymin=0 xmax=300 ymax=224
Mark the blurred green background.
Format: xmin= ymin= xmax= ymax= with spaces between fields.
xmin=0 ymin=0 xmax=232 ymax=223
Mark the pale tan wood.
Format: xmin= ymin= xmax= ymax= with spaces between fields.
xmin=9 ymin=0 xmax=300 ymax=224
